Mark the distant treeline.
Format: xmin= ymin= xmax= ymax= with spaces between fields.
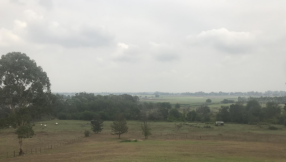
xmin=52 ymin=93 xmax=140 ymax=120
xmin=51 ymin=93 xmax=286 ymax=126
xmin=238 ymin=96 xmax=286 ymax=104
xmin=216 ymin=101 xmax=286 ymax=125
xmin=180 ymin=91 xmax=286 ymax=97
xmin=140 ymin=100 xmax=286 ymax=125
xmin=56 ymin=91 xmax=286 ymax=97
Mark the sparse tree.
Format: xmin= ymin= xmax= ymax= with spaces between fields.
xmin=91 ymin=115 xmax=104 ymax=134
xmin=174 ymin=123 xmax=183 ymax=132
xmin=141 ymin=121 xmax=152 ymax=139
xmin=15 ymin=124 xmax=34 ymax=155
xmin=140 ymin=112 xmax=151 ymax=139
xmin=111 ymin=113 xmax=128 ymax=138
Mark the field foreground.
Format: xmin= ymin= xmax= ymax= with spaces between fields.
xmin=1 ymin=120 xmax=286 ymax=162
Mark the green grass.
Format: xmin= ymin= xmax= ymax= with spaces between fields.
xmin=1 ymin=120 xmax=286 ymax=162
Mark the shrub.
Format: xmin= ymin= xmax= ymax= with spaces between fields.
xmin=84 ymin=130 xmax=90 ymax=137
xmin=91 ymin=116 xmax=104 ymax=134
xmin=204 ymin=125 xmax=212 ymax=128
xmin=268 ymin=125 xmax=278 ymax=130
xmin=120 ymin=139 xmax=138 ymax=142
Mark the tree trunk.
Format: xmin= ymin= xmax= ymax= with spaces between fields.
xmin=19 ymin=138 xmax=24 ymax=156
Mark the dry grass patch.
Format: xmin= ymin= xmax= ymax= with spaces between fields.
xmin=1 ymin=120 xmax=286 ymax=162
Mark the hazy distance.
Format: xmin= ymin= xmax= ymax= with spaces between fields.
xmin=0 ymin=0 xmax=286 ymax=92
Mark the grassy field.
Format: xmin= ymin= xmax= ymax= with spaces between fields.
xmin=1 ymin=120 xmax=286 ymax=162
xmin=139 ymin=95 xmax=238 ymax=112
xmin=139 ymin=95 xmax=238 ymax=105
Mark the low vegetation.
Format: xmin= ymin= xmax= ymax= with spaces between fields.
xmin=1 ymin=120 xmax=286 ymax=161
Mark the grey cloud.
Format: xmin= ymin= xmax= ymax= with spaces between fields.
xmin=155 ymin=52 xmax=179 ymax=62
xmin=9 ymin=0 xmax=25 ymax=5
xmin=150 ymin=43 xmax=181 ymax=62
xmin=26 ymin=23 xmax=114 ymax=48
xmin=112 ymin=44 xmax=142 ymax=63
xmin=38 ymin=0 xmax=53 ymax=10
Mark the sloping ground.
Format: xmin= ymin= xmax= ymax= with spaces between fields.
xmin=1 ymin=133 xmax=286 ymax=162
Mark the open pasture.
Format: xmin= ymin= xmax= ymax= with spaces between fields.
xmin=1 ymin=120 xmax=286 ymax=162
xmin=139 ymin=95 xmax=238 ymax=105
xmin=140 ymin=95 xmax=238 ymax=112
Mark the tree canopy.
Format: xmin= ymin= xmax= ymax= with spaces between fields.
xmin=0 ymin=52 xmax=51 ymax=127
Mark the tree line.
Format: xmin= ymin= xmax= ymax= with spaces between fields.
xmin=238 ymin=96 xmax=286 ymax=104
xmin=216 ymin=100 xmax=286 ymax=125
xmin=52 ymin=93 xmax=140 ymax=120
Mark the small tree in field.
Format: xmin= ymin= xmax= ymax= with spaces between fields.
xmin=91 ymin=115 xmax=104 ymax=134
xmin=174 ymin=123 xmax=183 ymax=132
xmin=15 ymin=124 xmax=34 ymax=155
xmin=206 ymin=99 xmax=212 ymax=104
xmin=141 ymin=121 xmax=151 ymax=139
xmin=111 ymin=113 xmax=128 ymax=139
xmin=140 ymin=112 xmax=151 ymax=139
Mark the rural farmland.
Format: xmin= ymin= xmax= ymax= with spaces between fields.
xmin=1 ymin=119 xmax=286 ymax=162
xmin=1 ymin=0 xmax=286 ymax=161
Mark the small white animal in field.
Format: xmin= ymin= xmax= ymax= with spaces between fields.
xmin=40 ymin=124 xmax=42 ymax=126
xmin=55 ymin=123 xmax=58 ymax=125
xmin=44 ymin=124 xmax=47 ymax=127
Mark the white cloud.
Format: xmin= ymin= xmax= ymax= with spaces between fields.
xmin=112 ymin=43 xmax=141 ymax=62
xmin=117 ymin=43 xmax=129 ymax=49
xmin=14 ymin=20 xmax=27 ymax=28
xmin=24 ymin=10 xmax=44 ymax=21
xmin=189 ymin=28 xmax=257 ymax=54
xmin=0 ymin=28 xmax=20 ymax=47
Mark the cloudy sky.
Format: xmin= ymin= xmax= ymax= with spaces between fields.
xmin=1 ymin=0 xmax=286 ymax=93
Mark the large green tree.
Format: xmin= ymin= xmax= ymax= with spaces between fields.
xmin=0 ymin=52 xmax=51 ymax=154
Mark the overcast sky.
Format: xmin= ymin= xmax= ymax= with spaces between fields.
xmin=1 ymin=0 xmax=286 ymax=93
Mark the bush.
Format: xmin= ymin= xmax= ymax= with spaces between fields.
xmin=204 ymin=125 xmax=212 ymax=128
xmin=268 ymin=125 xmax=278 ymax=130
xmin=91 ymin=116 xmax=104 ymax=134
xmin=84 ymin=130 xmax=90 ymax=137
xmin=120 ymin=139 xmax=138 ymax=142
